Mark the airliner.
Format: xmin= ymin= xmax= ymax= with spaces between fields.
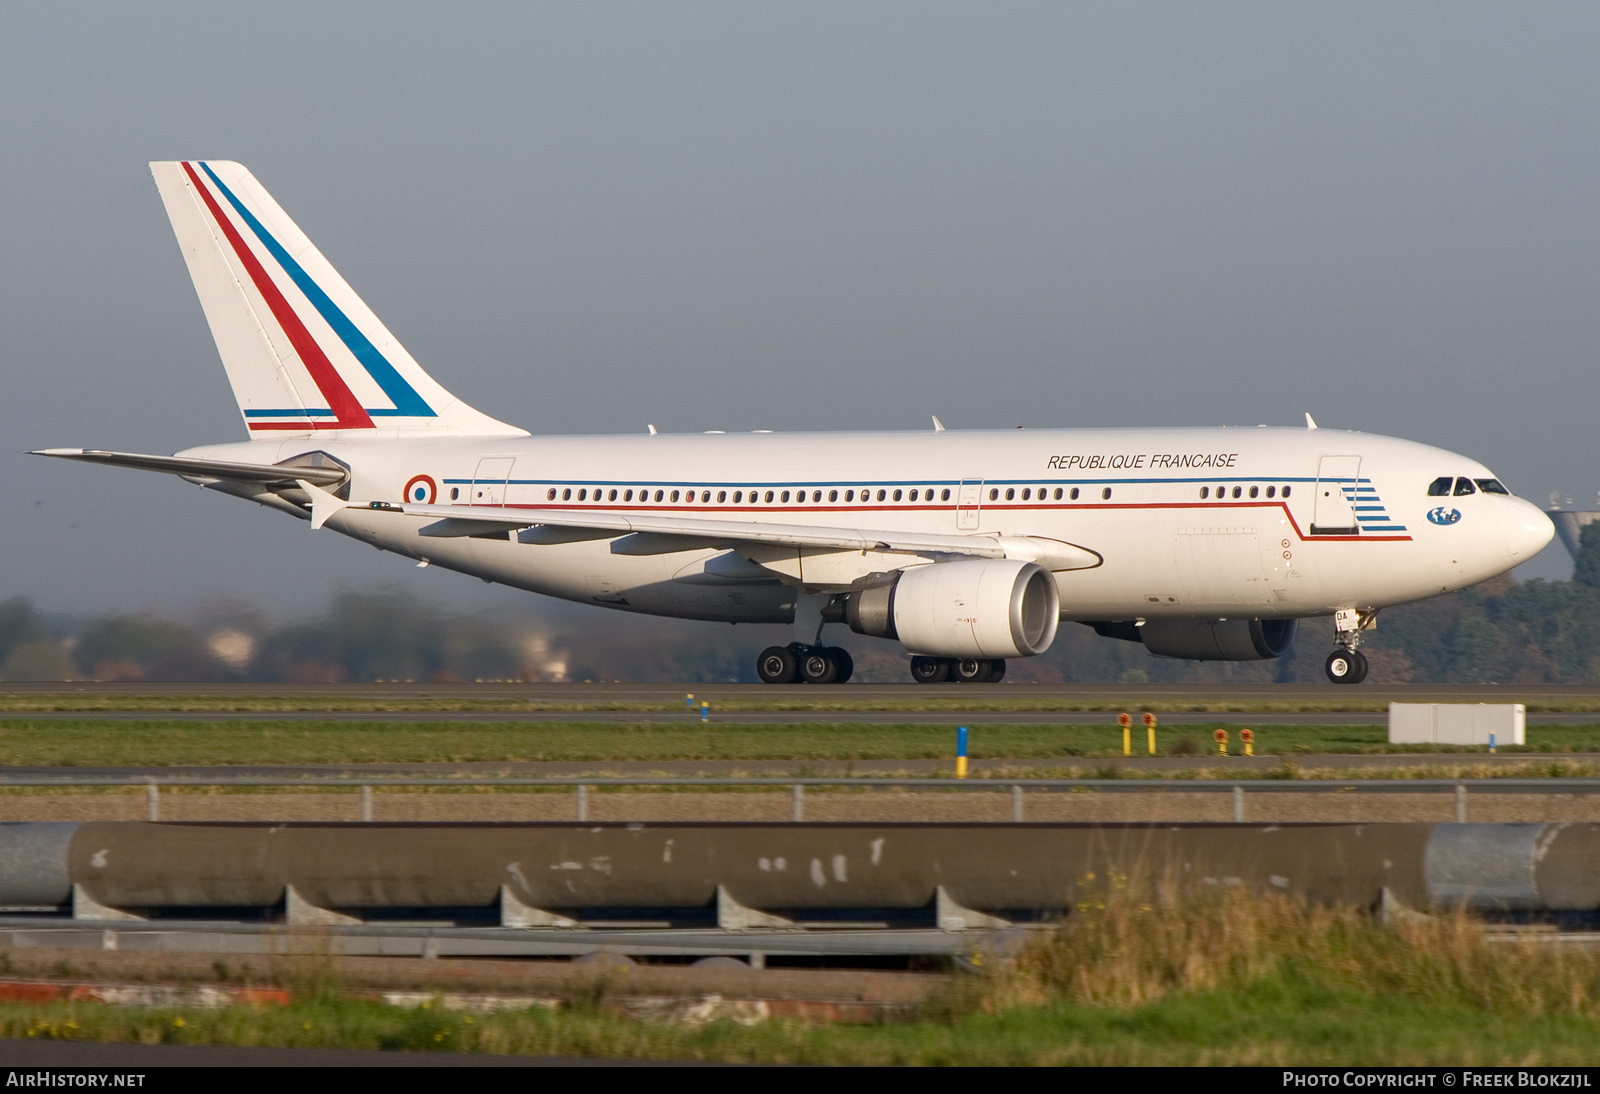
xmin=37 ymin=162 xmax=1555 ymax=685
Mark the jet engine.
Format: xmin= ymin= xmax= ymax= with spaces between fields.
xmin=839 ymin=559 xmax=1060 ymax=659
xmin=1093 ymin=618 xmax=1298 ymax=661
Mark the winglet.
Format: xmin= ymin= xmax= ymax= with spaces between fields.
xmin=931 ymin=415 xmax=946 ymax=432
xmin=296 ymin=479 xmax=348 ymax=530
xmin=1304 ymin=412 xmax=1318 ymax=430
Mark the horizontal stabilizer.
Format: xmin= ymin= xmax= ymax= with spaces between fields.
xmin=32 ymin=448 xmax=347 ymax=488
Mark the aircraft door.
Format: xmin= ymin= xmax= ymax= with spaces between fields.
xmin=1312 ymin=456 xmax=1361 ymax=535
xmin=956 ymin=480 xmax=983 ymax=530
xmin=470 ymin=457 xmax=515 ymax=507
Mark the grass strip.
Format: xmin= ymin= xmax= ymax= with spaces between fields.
xmin=9 ymin=890 xmax=1600 ymax=1064
xmin=0 ymin=719 xmax=1597 ymax=767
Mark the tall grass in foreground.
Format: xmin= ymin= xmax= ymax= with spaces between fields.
xmin=959 ymin=880 xmax=1600 ymax=1019
xmin=5 ymin=890 xmax=1600 ymax=1063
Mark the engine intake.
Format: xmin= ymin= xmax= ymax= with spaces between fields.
xmin=841 ymin=559 xmax=1060 ymax=659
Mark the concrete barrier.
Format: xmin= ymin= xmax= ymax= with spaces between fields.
xmin=1389 ymin=703 xmax=1526 ymax=746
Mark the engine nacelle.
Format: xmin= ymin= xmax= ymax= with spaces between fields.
xmin=1134 ymin=618 xmax=1299 ymax=661
xmin=842 ymin=559 xmax=1060 ymax=659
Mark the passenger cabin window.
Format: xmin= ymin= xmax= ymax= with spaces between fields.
xmin=1282 ymin=486 xmax=1291 ymax=498
xmin=845 ymin=490 xmax=854 ymax=502
xmin=1249 ymin=486 xmax=1259 ymax=498
xmin=989 ymin=488 xmax=998 ymax=501
xmin=1454 ymin=477 xmax=1476 ymax=496
xmin=943 ymin=488 xmax=952 ymax=501
xmin=1070 ymin=488 xmax=1079 ymax=500
xmin=624 ymin=489 xmax=634 ymax=501
xmin=1102 ymin=487 xmax=1112 ymax=500
xmin=452 ymin=488 xmax=460 ymax=501
xmin=655 ymin=489 xmax=665 ymax=502
xmin=876 ymin=489 xmax=886 ymax=502
xmin=1005 ymin=488 xmax=1015 ymax=501
xmin=1476 ymin=478 xmax=1510 ymax=495
xmin=764 ymin=491 xmax=774 ymax=503
xmin=1200 ymin=487 xmax=1209 ymax=499
xmin=829 ymin=490 xmax=838 ymax=502
xmin=562 ymin=488 xmax=572 ymax=501
xmin=547 ymin=488 xmax=556 ymax=501
xmin=1428 ymin=477 xmax=1453 ymax=496
xmin=1052 ymin=488 xmax=1062 ymax=500
xmin=1266 ymin=486 xmax=1275 ymax=498
xmin=893 ymin=489 xmax=903 ymax=501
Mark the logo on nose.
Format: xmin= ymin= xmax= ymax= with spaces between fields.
xmin=1427 ymin=507 xmax=1462 ymax=526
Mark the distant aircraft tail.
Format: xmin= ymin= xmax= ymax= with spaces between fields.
xmin=150 ymin=161 xmax=526 ymax=439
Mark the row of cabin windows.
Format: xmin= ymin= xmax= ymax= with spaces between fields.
xmin=534 ymin=485 xmax=1136 ymax=505
xmin=543 ymin=486 xmax=961 ymax=504
xmin=1428 ymin=476 xmax=1510 ymax=497
xmin=1197 ymin=485 xmax=1292 ymax=500
xmin=988 ymin=486 xmax=1103 ymax=501
xmin=462 ymin=484 xmax=1304 ymax=506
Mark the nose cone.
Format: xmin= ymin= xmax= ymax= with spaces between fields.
xmin=1506 ymin=498 xmax=1556 ymax=563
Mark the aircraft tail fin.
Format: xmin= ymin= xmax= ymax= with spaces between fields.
xmin=150 ymin=161 xmax=526 ymax=439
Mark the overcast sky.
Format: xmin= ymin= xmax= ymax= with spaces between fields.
xmin=2 ymin=2 xmax=1596 ymax=617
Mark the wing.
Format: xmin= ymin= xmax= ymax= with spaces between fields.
xmin=302 ymin=482 xmax=1101 ymax=576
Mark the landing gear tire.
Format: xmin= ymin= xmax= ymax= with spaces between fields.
xmin=952 ymin=658 xmax=1006 ymax=683
xmin=800 ymin=648 xmax=839 ymax=685
xmin=910 ymin=656 xmax=952 ymax=684
xmin=951 ymin=658 xmax=1004 ymax=683
xmin=757 ymin=645 xmax=800 ymax=684
xmin=1325 ymin=649 xmax=1368 ymax=685
xmin=827 ymin=647 xmax=854 ymax=684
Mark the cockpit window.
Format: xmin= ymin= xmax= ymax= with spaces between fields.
xmin=1427 ymin=477 xmax=1453 ymax=496
xmin=1453 ymin=477 xmax=1477 ymax=496
xmin=1475 ymin=478 xmax=1510 ymax=495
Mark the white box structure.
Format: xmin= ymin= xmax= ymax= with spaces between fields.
xmin=1388 ymin=704 xmax=1525 ymax=746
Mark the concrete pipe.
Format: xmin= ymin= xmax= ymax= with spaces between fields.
xmin=0 ymin=822 xmax=1594 ymax=917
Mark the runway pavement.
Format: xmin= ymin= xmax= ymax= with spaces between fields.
xmin=7 ymin=708 xmax=1600 ymax=725
xmin=4 ymin=681 xmax=1600 ymax=706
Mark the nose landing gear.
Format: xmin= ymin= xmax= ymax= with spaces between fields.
xmin=1324 ymin=607 xmax=1374 ymax=684
xmin=1324 ymin=648 xmax=1368 ymax=684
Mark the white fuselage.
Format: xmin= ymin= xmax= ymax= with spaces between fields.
xmin=181 ymin=425 xmax=1554 ymax=629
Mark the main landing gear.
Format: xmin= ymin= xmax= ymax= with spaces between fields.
xmin=1324 ymin=608 xmax=1372 ymax=684
xmin=757 ymin=644 xmax=854 ymax=685
xmin=910 ymin=656 xmax=1007 ymax=684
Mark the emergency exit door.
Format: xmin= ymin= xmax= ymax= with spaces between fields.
xmin=1311 ymin=456 xmax=1361 ymax=536
xmin=956 ymin=480 xmax=983 ymax=530
xmin=470 ymin=457 xmax=515 ymax=507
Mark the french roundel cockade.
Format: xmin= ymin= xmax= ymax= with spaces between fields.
xmin=34 ymin=161 xmax=1556 ymax=686
xmin=404 ymin=475 xmax=437 ymax=506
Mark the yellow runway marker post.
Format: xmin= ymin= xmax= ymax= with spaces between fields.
xmin=1119 ymin=713 xmax=1131 ymax=756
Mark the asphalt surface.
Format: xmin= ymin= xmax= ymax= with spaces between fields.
xmin=9 ymin=708 xmax=1600 ymax=725
xmin=5 ymin=681 xmax=1600 ymax=705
